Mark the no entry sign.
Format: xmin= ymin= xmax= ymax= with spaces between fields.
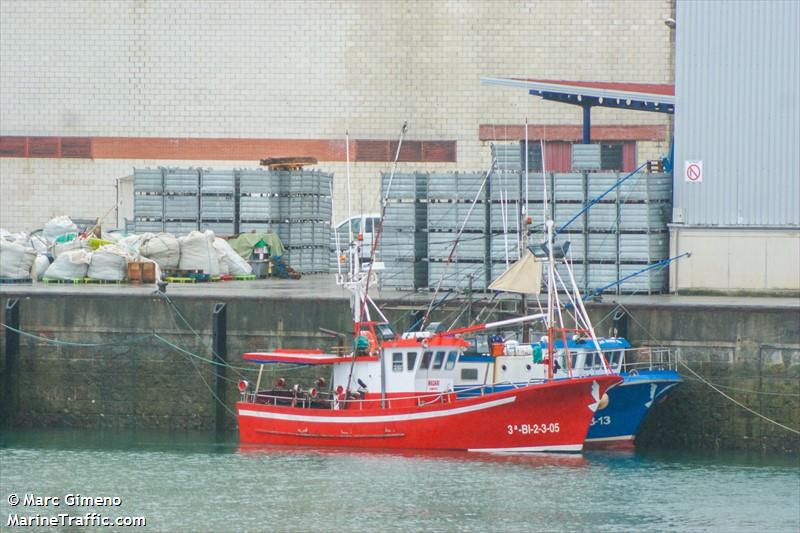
xmin=684 ymin=160 xmax=703 ymax=183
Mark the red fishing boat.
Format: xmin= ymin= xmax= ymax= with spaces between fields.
xmin=236 ymin=316 xmax=620 ymax=452
xmin=236 ymin=127 xmax=620 ymax=452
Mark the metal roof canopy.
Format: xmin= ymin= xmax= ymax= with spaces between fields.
xmin=481 ymin=77 xmax=675 ymax=143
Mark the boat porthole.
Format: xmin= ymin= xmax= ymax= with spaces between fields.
xmin=501 ymin=364 xmax=507 ymax=371
xmin=525 ymin=364 xmax=532 ymax=371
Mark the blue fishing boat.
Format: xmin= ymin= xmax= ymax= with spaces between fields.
xmin=559 ymin=337 xmax=682 ymax=448
xmin=453 ymin=334 xmax=682 ymax=448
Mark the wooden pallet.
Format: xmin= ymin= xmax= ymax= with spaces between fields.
xmin=84 ymin=278 xmax=124 ymax=284
xmin=259 ymin=156 xmax=318 ymax=170
xmin=232 ymin=274 xmax=257 ymax=281
xmin=0 ymin=278 xmax=32 ymax=284
xmin=164 ymin=276 xmax=196 ymax=283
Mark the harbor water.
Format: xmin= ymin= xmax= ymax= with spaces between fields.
xmin=0 ymin=429 xmax=798 ymax=532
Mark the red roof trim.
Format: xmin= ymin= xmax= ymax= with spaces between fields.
xmin=479 ymin=124 xmax=667 ymax=142
xmin=512 ymin=78 xmax=674 ymax=97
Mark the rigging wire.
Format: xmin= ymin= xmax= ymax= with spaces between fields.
xmin=616 ymin=303 xmax=800 ymax=435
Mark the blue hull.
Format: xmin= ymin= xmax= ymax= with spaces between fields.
xmin=454 ymin=369 xmax=681 ymax=446
xmin=586 ymin=370 xmax=681 ymax=446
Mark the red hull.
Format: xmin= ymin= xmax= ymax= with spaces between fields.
xmin=237 ymin=376 xmax=620 ymax=452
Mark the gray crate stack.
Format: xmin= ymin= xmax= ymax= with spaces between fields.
xmin=199 ymin=169 xmax=236 ymax=236
xmin=133 ymin=168 xmax=165 ymax=233
xmin=239 ymin=168 xmax=283 ymax=233
xmin=379 ymin=172 xmax=428 ymax=289
xmin=239 ymin=169 xmax=332 ymax=273
xmin=525 ymin=170 xmax=672 ymax=295
xmin=426 ymin=171 xmax=488 ymax=291
xmin=284 ymin=170 xmax=332 ymax=273
xmin=163 ymin=168 xmax=200 ymax=236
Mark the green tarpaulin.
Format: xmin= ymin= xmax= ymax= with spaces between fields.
xmin=227 ymin=232 xmax=285 ymax=259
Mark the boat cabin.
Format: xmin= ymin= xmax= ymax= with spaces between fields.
xmin=241 ymin=333 xmax=471 ymax=411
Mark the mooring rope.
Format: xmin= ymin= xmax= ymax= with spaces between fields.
xmin=1 ymin=322 xmax=155 ymax=347
xmin=616 ymin=306 xmax=800 ymax=435
xmin=0 ymin=321 xmax=309 ymax=374
xmin=678 ymin=360 xmax=800 ymax=435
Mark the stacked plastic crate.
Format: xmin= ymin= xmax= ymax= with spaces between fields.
xmin=238 ymin=168 xmax=283 ymax=234
xmin=379 ymin=172 xmax=428 ymax=289
xmin=426 ymin=172 xmax=488 ymax=291
xmin=163 ymin=168 xmax=200 ymax=236
xmin=281 ymin=170 xmax=333 ymax=273
xmin=133 ymin=168 xmax=165 ymax=233
xmin=584 ymin=172 xmax=671 ymax=294
xmin=489 ymin=170 xmax=526 ymax=284
xmin=488 ymin=143 xmax=524 ymax=284
xmin=199 ymin=169 xmax=236 ymax=236
xmin=536 ymin=168 xmax=671 ymax=294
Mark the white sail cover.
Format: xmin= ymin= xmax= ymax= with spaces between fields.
xmin=488 ymin=251 xmax=542 ymax=295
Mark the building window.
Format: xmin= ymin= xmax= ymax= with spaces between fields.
xmin=521 ymin=142 xmax=544 ymax=171
xmin=599 ymin=143 xmax=624 ymax=170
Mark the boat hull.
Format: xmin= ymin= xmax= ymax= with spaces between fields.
xmin=584 ymin=370 xmax=682 ymax=448
xmin=237 ymin=376 xmax=620 ymax=452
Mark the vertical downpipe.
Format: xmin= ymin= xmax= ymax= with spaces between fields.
xmin=613 ymin=308 xmax=629 ymax=340
xmin=212 ymin=303 xmax=227 ymax=434
xmin=3 ymin=299 xmax=20 ymax=427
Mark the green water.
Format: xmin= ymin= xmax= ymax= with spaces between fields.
xmin=0 ymin=429 xmax=798 ymax=532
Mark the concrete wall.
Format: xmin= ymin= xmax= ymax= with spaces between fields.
xmin=669 ymin=227 xmax=800 ymax=294
xmin=0 ymin=0 xmax=673 ymax=231
xmin=1 ymin=290 xmax=798 ymax=453
xmin=587 ymin=301 xmax=800 ymax=454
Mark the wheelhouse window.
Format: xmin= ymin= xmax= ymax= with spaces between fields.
xmin=392 ymin=352 xmax=403 ymax=372
xmin=445 ymin=351 xmax=458 ymax=370
xmin=432 ymin=351 xmax=445 ymax=370
xmin=420 ymin=351 xmax=433 ymax=370
xmin=406 ymin=352 xmax=417 ymax=371
xmin=375 ymin=323 xmax=397 ymax=341
xmin=461 ymin=368 xmax=479 ymax=381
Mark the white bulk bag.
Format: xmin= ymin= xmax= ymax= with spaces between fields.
xmin=32 ymin=255 xmax=51 ymax=281
xmin=0 ymin=240 xmax=36 ymax=279
xmin=87 ymin=245 xmax=128 ymax=281
xmin=141 ymin=233 xmax=181 ymax=270
xmin=178 ymin=231 xmax=219 ymax=276
xmin=53 ymin=237 xmax=90 ymax=257
xmin=213 ymin=238 xmax=253 ymax=276
xmin=43 ymin=216 xmax=79 ymax=241
xmin=213 ymin=238 xmax=230 ymax=275
xmin=44 ymin=249 xmax=92 ymax=280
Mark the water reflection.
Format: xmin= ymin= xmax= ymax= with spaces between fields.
xmin=237 ymin=442 xmax=590 ymax=469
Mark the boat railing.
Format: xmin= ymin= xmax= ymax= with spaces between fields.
xmin=242 ymin=384 xmax=495 ymax=410
xmin=623 ymin=347 xmax=678 ymax=372
xmin=570 ymin=346 xmax=678 ymax=376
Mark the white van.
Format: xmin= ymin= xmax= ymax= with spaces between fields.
xmin=331 ymin=213 xmax=381 ymax=262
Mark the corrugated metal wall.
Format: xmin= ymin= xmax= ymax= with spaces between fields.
xmin=673 ymin=0 xmax=800 ymax=226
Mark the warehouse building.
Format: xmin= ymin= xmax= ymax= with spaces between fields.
xmin=0 ymin=0 xmax=673 ymax=232
xmin=670 ymin=0 xmax=799 ymax=293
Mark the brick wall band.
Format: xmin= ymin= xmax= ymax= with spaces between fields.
xmin=0 ymin=136 xmax=457 ymax=163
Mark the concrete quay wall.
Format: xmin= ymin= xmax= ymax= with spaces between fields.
xmin=1 ymin=290 xmax=798 ymax=454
